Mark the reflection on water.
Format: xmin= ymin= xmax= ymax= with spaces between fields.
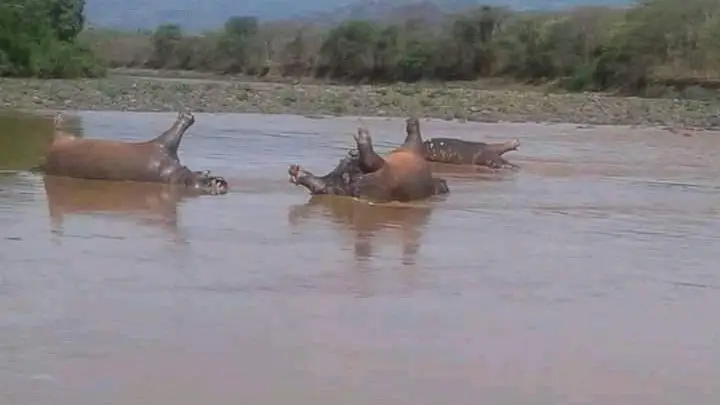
xmin=42 ymin=175 xmax=203 ymax=237
xmin=1 ymin=111 xmax=720 ymax=405
xmin=289 ymin=195 xmax=440 ymax=265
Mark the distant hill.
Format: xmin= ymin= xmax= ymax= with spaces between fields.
xmin=86 ymin=0 xmax=335 ymax=32
xmin=303 ymin=0 xmax=474 ymax=26
xmin=86 ymin=0 xmax=631 ymax=32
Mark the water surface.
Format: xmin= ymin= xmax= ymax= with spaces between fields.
xmin=1 ymin=111 xmax=719 ymax=405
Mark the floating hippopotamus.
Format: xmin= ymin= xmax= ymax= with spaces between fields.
xmin=289 ymin=117 xmax=449 ymax=202
xmin=40 ymin=110 xmax=228 ymax=195
xmin=366 ymin=118 xmax=521 ymax=170
xmin=421 ymin=137 xmax=521 ymax=169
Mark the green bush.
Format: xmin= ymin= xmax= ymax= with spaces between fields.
xmin=0 ymin=0 xmax=105 ymax=78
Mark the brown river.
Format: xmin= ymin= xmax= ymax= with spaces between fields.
xmin=1 ymin=111 xmax=719 ymax=405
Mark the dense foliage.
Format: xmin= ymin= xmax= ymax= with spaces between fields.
xmin=6 ymin=0 xmax=720 ymax=93
xmin=82 ymin=0 xmax=720 ymax=93
xmin=0 ymin=0 xmax=106 ymax=77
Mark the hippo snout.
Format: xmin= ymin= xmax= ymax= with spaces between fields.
xmin=206 ymin=177 xmax=229 ymax=195
xmin=191 ymin=175 xmax=229 ymax=195
xmin=506 ymin=139 xmax=521 ymax=150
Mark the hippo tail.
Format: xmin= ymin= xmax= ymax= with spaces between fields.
xmin=52 ymin=112 xmax=63 ymax=131
xmin=51 ymin=112 xmax=77 ymax=141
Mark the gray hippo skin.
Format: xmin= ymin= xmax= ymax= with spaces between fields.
xmin=41 ymin=110 xmax=228 ymax=195
xmin=422 ymin=137 xmax=521 ymax=169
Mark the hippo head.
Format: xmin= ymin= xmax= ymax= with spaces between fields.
xmin=502 ymin=139 xmax=521 ymax=154
xmin=188 ymin=170 xmax=229 ymax=195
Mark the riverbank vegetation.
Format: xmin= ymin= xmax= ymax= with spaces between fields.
xmin=2 ymin=0 xmax=719 ymax=99
xmin=79 ymin=0 xmax=720 ymax=97
xmin=0 ymin=0 xmax=106 ymax=78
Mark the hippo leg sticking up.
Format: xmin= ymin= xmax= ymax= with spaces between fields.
xmin=422 ymin=137 xmax=521 ymax=169
xmin=41 ymin=110 xmax=228 ymax=195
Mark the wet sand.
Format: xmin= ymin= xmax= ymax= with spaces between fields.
xmin=1 ymin=112 xmax=720 ymax=404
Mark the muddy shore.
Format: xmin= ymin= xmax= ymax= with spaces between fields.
xmin=1 ymin=73 xmax=718 ymax=129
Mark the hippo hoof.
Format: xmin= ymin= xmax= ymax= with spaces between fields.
xmin=507 ymin=139 xmax=521 ymax=151
xmin=288 ymin=164 xmax=303 ymax=184
xmin=406 ymin=117 xmax=420 ymax=128
xmin=179 ymin=109 xmax=195 ymax=126
xmin=353 ymin=127 xmax=371 ymax=146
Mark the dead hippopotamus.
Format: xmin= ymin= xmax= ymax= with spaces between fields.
xmin=422 ymin=136 xmax=521 ymax=169
xmin=288 ymin=148 xmax=449 ymax=199
xmin=40 ymin=110 xmax=228 ymax=195
xmin=288 ymin=118 xmax=449 ymax=201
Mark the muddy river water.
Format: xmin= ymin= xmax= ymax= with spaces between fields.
xmin=1 ymin=111 xmax=719 ymax=405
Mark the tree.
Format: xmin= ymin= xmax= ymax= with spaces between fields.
xmin=0 ymin=0 xmax=103 ymax=77
xmin=48 ymin=0 xmax=86 ymax=42
xmin=216 ymin=16 xmax=260 ymax=73
xmin=149 ymin=24 xmax=183 ymax=68
xmin=317 ymin=20 xmax=378 ymax=80
xmin=224 ymin=16 xmax=258 ymax=38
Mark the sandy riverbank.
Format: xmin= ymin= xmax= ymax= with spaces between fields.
xmin=1 ymin=73 xmax=718 ymax=129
